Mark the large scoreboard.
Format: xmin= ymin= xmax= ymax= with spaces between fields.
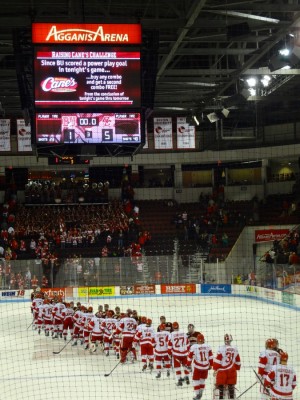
xmin=32 ymin=23 xmax=144 ymax=153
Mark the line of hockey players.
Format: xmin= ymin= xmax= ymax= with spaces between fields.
xmin=31 ymin=292 xmax=297 ymax=400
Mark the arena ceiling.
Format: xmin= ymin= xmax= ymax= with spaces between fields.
xmin=1 ymin=0 xmax=300 ymax=129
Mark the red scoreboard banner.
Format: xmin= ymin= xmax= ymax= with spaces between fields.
xmin=255 ymin=229 xmax=290 ymax=243
xmin=32 ymin=23 xmax=142 ymax=44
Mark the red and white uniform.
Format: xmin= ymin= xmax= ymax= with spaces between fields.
xmin=213 ymin=344 xmax=241 ymax=386
xmin=52 ymin=301 xmax=66 ymax=336
xmin=61 ymin=306 xmax=74 ymax=339
xmin=153 ymin=330 xmax=171 ymax=372
xmin=36 ymin=302 xmax=46 ymax=328
xmin=168 ymin=330 xmax=190 ymax=381
xmin=81 ymin=312 xmax=94 ymax=346
xmin=73 ymin=309 xmax=84 ymax=340
xmin=88 ymin=316 xmax=104 ymax=344
xmin=258 ymin=348 xmax=281 ymax=398
xmin=187 ymin=343 xmax=213 ymax=396
xmin=134 ymin=325 xmax=155 ymax=364
xmin=32 ymin=297 xmax=43 ymax=326
xmin=42 ymin=303 xmax=53 ymax=333
xmin=265 ymin=364 xmax=297 ymax=400
xmin=101 ymin=317 xmax=117 ymax=353
xmin=115 ymin=317 xmax=138 ymax=363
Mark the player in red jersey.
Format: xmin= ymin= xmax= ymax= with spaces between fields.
xmin=258 ymin=338 xmax=281 ymax=399
xmin=114 ymin=308 xmax=138 ymax=363
xmin=88 ymin=313 xmax=104 ymax=353
xmin=153 ymin=323 xmax=171 ymax=378
xmin=168 ymin=321 xmax=191 ymax=386
xmin=134 ymin=318 xmax=155 ymax=371
xmin=265 ymin=352 xmax=297 ymax=399
xmin=187 ymin=324 xmax=201 ymax=346
xmin=213 ymin=333 xmax=241 ymax=399
xmin=186 ymin=333 xmax=213 ymax=400
xmin=52 ymin=297 xmax=66 ymax=339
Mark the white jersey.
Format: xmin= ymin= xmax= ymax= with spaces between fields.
xmin=134 ymin=325 xmax=155 ymax=345
xmin=213 ymin=344 xmax=241 ymax=371
xmin=187 ymin=343 xmax=213 ymax=370
xmin=136 ymin=323 xmax=147 ymax=333
xmin=168 ymin=330 xmax=190 ymax=357
xmin=43 ymin=304 xmax=53 ymax=321
xmin=88 ymin=316 xmax=103 ymax=334
xmin=115 ymin=317 xmax=138 ymax=339
xmin=101 ymin=318 xmax=117 ymax=337
xmin=32 ymin=298 xmax=43 ymax=311
xmin=153 ymin=331 xmax=170 ymax=355
xmin=265 ymin=364 xmax=297 ymax=399
xmin=258 ymin=348 xmax=280 ymax=376
xmin=52 ymin=302 xmax=66 ymax=318
xmin=73 ymin=309 xmax=84 ymax=327
xmin=61 ymin=307 xmax=74 ymax=321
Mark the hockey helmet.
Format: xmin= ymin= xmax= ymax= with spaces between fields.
xmin=172 ymin=321 xmax=179 ymax=330
xmin=224 ymin=333 xmax=233 ymax=344
xmin=197 ymin=333 xmax=205 ymax=344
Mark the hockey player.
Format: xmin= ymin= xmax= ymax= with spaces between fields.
xmin=42 ymin=299 xmax=53 ymax=336
xmin=31 ymin=292 xmax=44 ymax=330
xmin=52 ymin=297 xmax=66 ymax=339
xmin=61 ymin=303 xmax=74 ymax=341
xmin=133 ymin=318 xmax=155 ymax=372
xmin=81 ymin=306 xmax=94 ymax=349
xmin=72 ymin=305 xmax=86 ymax=346
xmin=88 ymin=312 xmax=104 ymax=353
xmin=265 ymin=352 xmax=297 ymax=399
xmin=114 ymin=308 xmax=138 ymax=364
xmin=213 ymin=333 xmax=241 ymax=399
xmin=168 ymin=321 xmax=191 ymax=386
xmin=186 ymin=333 xmax=213 ymax=400
xmin=187 ymin=324 xmax=201 ymax=345
xmin=101 ymin=310 xmax=118 ymax=356
xmin=153 ymin=323 xmax=171 ymax=378
xmin=258 ymin=338 xmax=281 ymax=399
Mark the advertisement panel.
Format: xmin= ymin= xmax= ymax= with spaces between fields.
xmin=0 ymin=289 xmax=25 ymax=299
xmin=34 ymin=46 xmax=141 ymax=109
xmin=32 ymin=23 xmax=142 ymax=45
xmin=78 ymin=286 xmax=115 ymax=297
xmin=0 ymin=119 xmax=11 ymax=151
xmin=255 ymin=229 xmax=290 ymax=243
xmin=176 ymin=117 xmax=196 ymax=149
xmin=40 ymin=287 xmax=65 ymax=299
xmin=120 ymin=286 xmax=134 ymax=295
xmin=282 ymin=292 xmax=295 ymax=306
xmin=153 ymin=117 xmax=173 ymax=149
xmin=36 ymin=112 xmax=141 ymax=144
xmin=16 ymin=119 xmax=32 ymax=152
xmin=201 ymin=284 xmax=232 ymax=294
xmin=134 ymin=284 xmax=155 ymax=295
xmin=161 ymin=284 xmax=196 ymax=294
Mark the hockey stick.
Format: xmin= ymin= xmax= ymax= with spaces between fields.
xmin=236 ymin=381 xmax=257 ymax=399
xmin=27 ymin=320 xmax=34 ymax=330
xmin=252 ymin=368 xmax=271 ymax=397
xmin=53 ymin=337 xmax=73 ymax=355
xmin=104 ymin=359 xmax=123 ymax=377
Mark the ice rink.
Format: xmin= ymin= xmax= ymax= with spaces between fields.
xmin=0 ymin=295 xmax=299 ymax=400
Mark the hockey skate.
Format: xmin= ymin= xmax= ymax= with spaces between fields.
xmin=72 ymin=340 xmax=78 ymax=346
xmin=105 ymin=351 xmax=109 ymax=357
xmin=64 ymin=336 xmax=67 ymax=341
xmin=52 ymin=333 xmax=58 ymax=339
xmin=184 ymin=376 xmax=190 ymax=385
xmin=45 ymin=331 xmax=49 ymax=337
xmin=156 ymin=371 xmax=161 ymax=379
xmin=167 ymin=370 xmax=171 ymax=377
xmin=84 ymin=343 xmax=89 ymax=350
xmin=142 ymin=364 xmax=147 ymax=372
xmin=148 ymin=363 xmax=154 ymax=372
xmin=176 ymin=378 xmax=184 ymax=386
xmin=193 ymin=394 xmax=201 ymax=400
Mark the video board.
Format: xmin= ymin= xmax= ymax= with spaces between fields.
xmin=34 ymin=46 xmax=141 ymax=109
xmin=35 ymin=112 xmax=141 ymax=144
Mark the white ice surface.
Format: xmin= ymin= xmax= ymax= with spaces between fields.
xmin=0 ymin=295 xmax=299 ymax=400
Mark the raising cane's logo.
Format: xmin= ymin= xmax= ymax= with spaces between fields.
xmin=41 ymin=77 xmax=78 ymax=92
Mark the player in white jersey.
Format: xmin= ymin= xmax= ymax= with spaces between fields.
xmin=114 ymin=309 xmax=138 ymax=363
xmin=52 ymin=298 xmax=66 ymax=339
xmin=213 ymin=333 xmax=241 ymax=399
xmin=88 ymin=314 xmax=104 ymax=353
xmin=258 ymin=338 xmax=281 ymax=399
xmin=101 ymin=311 xmax=118 ymax=356
xmin=81 ymin=307 xmax=94 ymax=349
xmin=42 ymin=299 xmax=53 ymax=336
xmin=72 ymin=305 xmax=85 ymax=346
xmin=168 ymin=321 xmax=191 ymax=386
xmin=61 ymin=303 xmax=74 ymax=341
xmin=31 ymin=294 xmax=44 ymax=330
xmin=133 ymin=318 xmax=155 ymax=371
xmin=186 ymin=333 xmax=213 ymax=400
xmin=265 ymin=352 xmax=297 ymax=399
xmin=153 ymin=323 xmax=171 ymax=378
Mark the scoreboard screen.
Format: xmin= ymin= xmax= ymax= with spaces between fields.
xmin=36 ymin=112 xmax=141 ymax=144
xmin=34 ymin=45 xmax=141 ymax=109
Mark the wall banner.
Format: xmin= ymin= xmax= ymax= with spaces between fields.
xmin=153 ymin=117 xmax=173 ymax=149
